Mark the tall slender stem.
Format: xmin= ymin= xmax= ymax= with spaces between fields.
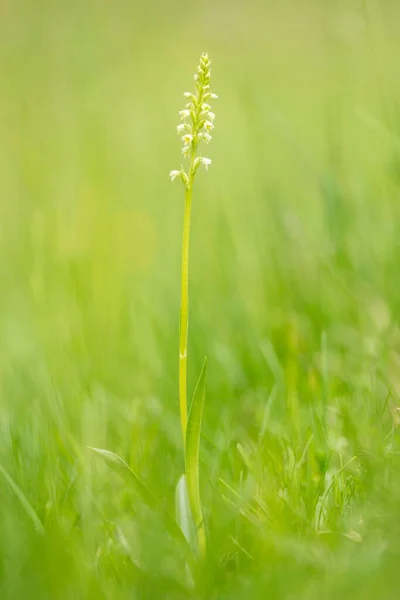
xmin=179 ymin=186 xmax=192 ymax=444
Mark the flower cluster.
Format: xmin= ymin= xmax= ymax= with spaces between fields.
xmin=170 ymin=53 xmax=218 ymax=189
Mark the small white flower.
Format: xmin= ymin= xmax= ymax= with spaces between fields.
xmin=199 ymin=132 xmax=212 ymax=143
xmin=172 ymin=54 xmax=216 ymax=181
xmin=200 ymin=157 xmax=212 ymax=169
xmin=181 ymin=146 xmax=191 ymax=158
xmin=181 ymin=133 xmax=193 ymax=145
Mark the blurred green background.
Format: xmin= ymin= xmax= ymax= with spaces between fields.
xmin=2 ymin=0 xmax=400 ymax=598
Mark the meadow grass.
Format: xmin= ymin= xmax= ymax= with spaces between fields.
xmin=1 ymin=1 xmax=400 ymax=598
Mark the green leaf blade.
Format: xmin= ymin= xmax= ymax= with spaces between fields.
xmin=88 ymin=446 xmax=190 ymax=550
xmin=0 ymin=463 xmax=44 ymax=535
xmin=185 ymin=358 xmax=207 ymax=557
xmin=88 ymin=446 xmax=158 ymax=510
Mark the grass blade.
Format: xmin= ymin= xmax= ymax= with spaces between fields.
xmin=0 ymin=463 xmax=44 ymax=535
xmin=88 ymin=447 xmax=158 ymax=509
xmin=88 ymin=446 xmax=189 ymax=549
xmin=185 ymin=358 xmax=207 ymax=557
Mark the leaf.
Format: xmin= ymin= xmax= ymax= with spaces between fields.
xmin=88 ymin=447 xmax=188 ymax=548
xmin=88 ymin=447 xmax=158 ymax=509
xmin=175 ymin=474 xmax=196 ymax=588
xmin=175 ymin=473 xmax=196 ymax=548
xmin=316 ymin=455 xmax=359 ymax=531
xmin=185 ymin=358 xmax=207 ymax=557
xmin=0 ymin=463 xmax=44 ymax=535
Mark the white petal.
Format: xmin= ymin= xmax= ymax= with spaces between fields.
xmin=200 ymin=157 xmax=212 ymax=169
xmin=199 ymin=132 xmax=212 ymax=143
xmin=181 ymin=134 xmax=193 ymax=145
xmin=169 ymin=170 xmax=181 ymax=181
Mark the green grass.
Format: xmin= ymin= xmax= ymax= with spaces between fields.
xmin=2 ymin=1 xmax=400 ymax=598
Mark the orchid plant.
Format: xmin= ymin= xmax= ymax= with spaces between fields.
xmin=170 ymin=52 xmax=217 ymax=558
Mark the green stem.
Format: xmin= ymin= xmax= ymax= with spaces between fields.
xmin=179 ymin=186 xmax=193 ymax=445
